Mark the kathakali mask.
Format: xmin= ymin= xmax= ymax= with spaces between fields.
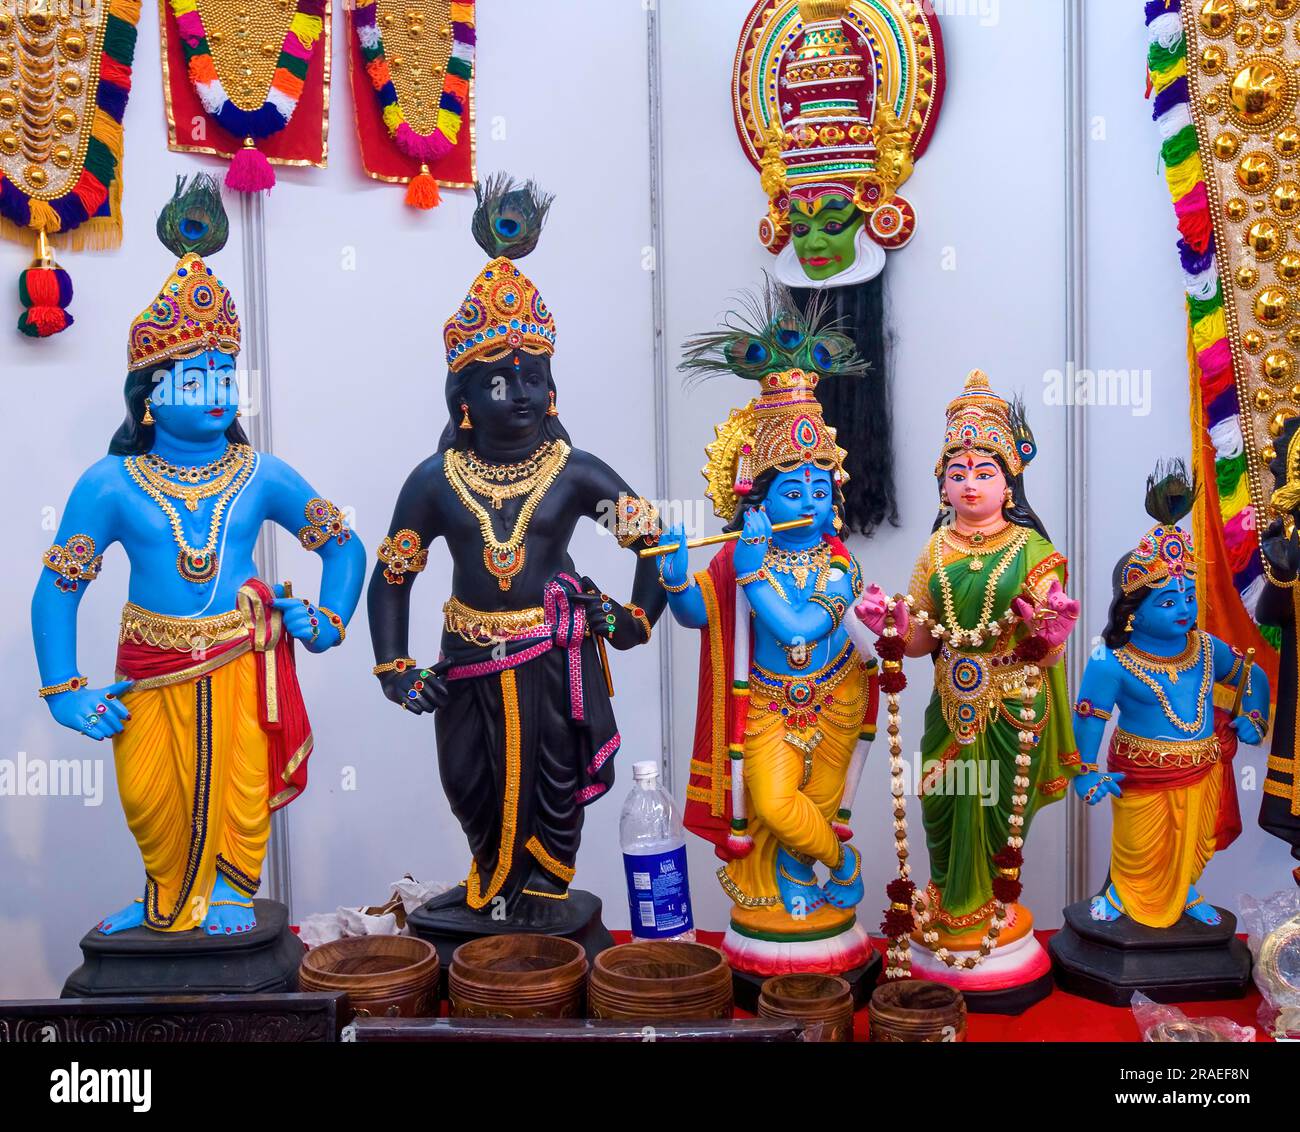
xmin=732 ymin=0 xmax=945 ymax=288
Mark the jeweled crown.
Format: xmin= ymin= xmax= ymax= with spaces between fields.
xmin=443 ymin=256 xmax=556 ymax=372
xmin=935 ymin=369 xmax=1035 ymax=478
xmin=1120 ymin=525 xmax=1197 ymax=595
xmin=128 ymin=252 xmax=241 ymax=372
xmin=703 ymin=368 xmax=848 ymax=519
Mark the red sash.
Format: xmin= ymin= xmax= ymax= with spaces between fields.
xmin=115 ymin=579 xmax=313 ymax=812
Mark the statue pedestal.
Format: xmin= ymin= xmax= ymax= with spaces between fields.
xmin=62 ymin=900 xmax=305 ymax=998
xmin=1049 ymin=899 xmax=1252 ymax=1006
xmin=906 ymin=905 xmax=1054 ymax=1015
xmin=407 ymin=887 xmax=614 ymax=992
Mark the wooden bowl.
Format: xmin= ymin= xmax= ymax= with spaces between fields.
xmin=299 ymin=936 xmax=440 ymax=1023
xmin=449 ymin=934 xmax=588 ymax=1019
xmin=868 ymin=980 xmax=967 ymax=1043
xmin=758 ymin=974 xmax=855 ymax=1042
xmin=589 ymin=942 xmax=733 ymax=1022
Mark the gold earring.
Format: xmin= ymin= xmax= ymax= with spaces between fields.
xmin=142 ymin=401 xmax=154 ymax=426
xmin=547 ymin=390 xmax=559 ymax=417
xmin=1125 ymin=613 xmax=1135 ymax=633
xmin=1003 ymin=488 xmax=1014 ymax=508
xmin=459 ymin=402 xmax=472 ymax=431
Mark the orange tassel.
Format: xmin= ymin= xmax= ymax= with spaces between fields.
xmin=405 ymin=166 xmax=441 ymax=210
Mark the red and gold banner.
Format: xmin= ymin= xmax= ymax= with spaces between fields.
xmin=160 ymin=0 xmax=330 ymax=177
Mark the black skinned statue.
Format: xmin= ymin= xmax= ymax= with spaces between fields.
xmin=366 ymin=175 xmax=667 ymax=953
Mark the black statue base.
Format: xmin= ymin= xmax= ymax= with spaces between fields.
xmin=730 ymin=948 xmax=883 ymax=1015
xmin=956 ymin=970 xmax=1055 ymax=1016
xmin=407 ymin=887 xmax=615 ymax=992
xmin=62 ymin=900 xmax=305 ymax=999
xmin=1049 ymin=899 xmax=1253 ymax=1006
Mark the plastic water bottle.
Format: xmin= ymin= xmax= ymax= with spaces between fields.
xmin=620 ymin=761 xmax=695 ymax=942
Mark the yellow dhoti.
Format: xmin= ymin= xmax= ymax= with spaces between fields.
xmin=112 ymin=600 xmax=290 ymax=932
xmin=1107 ymin=729 xmax=1223 ymax=929
xmin=720 ymin=658 xmax=866 ymax=923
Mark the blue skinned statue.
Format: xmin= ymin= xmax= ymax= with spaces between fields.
xmin=30 ymin=177 xmax=365 ymax=939
xmin=662 ymin=289 xmax=880 ymax=978
xmin=1072 ymin=465 xmax=1268 ymax=929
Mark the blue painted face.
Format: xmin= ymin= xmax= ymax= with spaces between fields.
xmin=765 ymin=466 xmax=836 ymax=544
xmin=1132 ymin=577 xmax=1198 ymax=642
xmin=148 ymin=349 xmax=239 ymax=442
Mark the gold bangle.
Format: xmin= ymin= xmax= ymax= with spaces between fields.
xmin=623 ymin=603 xmax=652 ymax=642
xmin=373 ymin=657 xmax=417 ymax=676
xmin=657 ymin=562 xmax=691 ymax=594
xmin=38 ymin=675 xmax=89 ymax=698
xmin=735 ymin=568 xmax=766 ymax=587
xmin=317 ymin=605 xmax=346 ymax=643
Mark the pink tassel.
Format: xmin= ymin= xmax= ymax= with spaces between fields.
xmin=227 ymin=142 xmax=276 ymax=194
xmin=726 ymin=833 xmax=754 ymax=859
xmin=395 ymin=122 xmax=454 ymax=163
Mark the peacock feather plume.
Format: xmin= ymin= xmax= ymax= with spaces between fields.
xmin=471 ymin=172 xmax=554 ymax=261
xmin=156 ymin=174 xmax=229 ymax=260
xmin=680 ymin=276 xmax=868 ymax=385
xmin=1145 ymin=458 xmax=1197 ymax=526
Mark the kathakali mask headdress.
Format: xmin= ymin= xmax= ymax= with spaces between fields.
xmin=935 ymin=369 xmax=1038 ymax=480
xmin=443 ymin=172 xmax=556 ymax=372
xmin=1120 ymin=461 xmax=1198 ymax=596
xmin=683 ymin=281 xmax=865 ymax=520
xmin=127 ymin=174 xmax=240 ymax=372
xmin=732 ymin=0 xmax=944 ymax=288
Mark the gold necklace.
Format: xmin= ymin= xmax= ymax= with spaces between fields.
xmin=765 ymin=542 xmax=830 ymax=589
xmin=1113 ymin=632 xmax=1212 ymax=735
xmin=142 ymin=444 xmax=240 ymax=483
xmin=1121 ymin=634 xmax=1200 ymax=682
xmin=943 ymin=521 xmax=1019 ymax=572
xmin=124 ymin=448 xmax=256 ymax=583
xmin=444 ymin=442 xmax=570 ymax=590
xmin=932 ymin=526 xmax=1028 ymax=647
xmin=458 ymin=442 xmax=559 ymax=510
xmin=136 ymin=445 xmax=251 ymax=512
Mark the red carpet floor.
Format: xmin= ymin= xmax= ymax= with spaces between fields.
xmin=611 ymin=929 xmax=1270 ymax=1042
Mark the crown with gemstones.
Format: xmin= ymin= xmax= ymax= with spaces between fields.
xmin=703 ymin=369 xmax=848 ymax=519
xmin=935 ymin=369 xmax=1036 ymax=478
xmin=443 ymin=256 xmax=556 ymax=372
xmin=127 ymin=252 xmax=241 ymax=372
xmin=1120 ymin=524 xmax=1197 ymax=595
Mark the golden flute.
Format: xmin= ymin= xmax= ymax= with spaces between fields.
xmin=638 ymin=517 xmax=815 ymax=559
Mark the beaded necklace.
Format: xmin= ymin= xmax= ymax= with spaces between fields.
xmin=1114 ymin=632 xmax=1213 ymax=735
xmin=137 ymin=444 xmax=252 ymax=512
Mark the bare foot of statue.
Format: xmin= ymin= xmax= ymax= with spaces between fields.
xmin=96 ymin=897 xmax=145 ymax=935
xmin=203 ymin=875 xmax=257 ymax=935
xmin=822 ymin=845 xmax=864 ymax=909
xmin=1089 ymin=884 xmax=1124 ymax=922
xmin=776 ymin=848 xmax=826 ymax=917
xmin=1184 ymin=886 xmax=1222 ymax=925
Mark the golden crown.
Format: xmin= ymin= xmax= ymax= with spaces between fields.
xmin=444 ymin=256 xmax=557 ymax=372
xmin=1120 ymin=525 xmax=1197 ymax=595
xmin=128 ymin=253 xmax=241 ymax=372
xmin=935 ymin=369 xmax=1036 ymax=478
xmin=702 ymin=369 xmax=848 ymax=519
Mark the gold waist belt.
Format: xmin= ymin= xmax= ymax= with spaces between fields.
xmin=119 ymin=603 xmax=249 ymax=652
xmin=443 ymin=596 xmax=549 ymax=645
xmin=935 ymin=644 xmax=1030 ymax=746
xmin=1110 ymin=728 xmax=1221 ymax=770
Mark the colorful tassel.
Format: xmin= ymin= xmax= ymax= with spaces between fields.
xmin=226 ymin=141 xmax=276 ymax=194
xmin=17 ymin=247 xmax=74 ymax=338
xmin=405 ymin=166 xmax=442 ymax=210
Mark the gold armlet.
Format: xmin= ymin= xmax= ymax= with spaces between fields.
xmin=1074 ymin=699 xmax=1113 ymax=722
xmin=616 ymin=493 xmax=662 ymax=548
xmin=298 ymin=499 xmax=352 ymax=552
xmin=808 ymin=592 xmax=848 ymax=631
xmin=317 ymin=606 xmax=346 ymax=643
xmin=377 ymin=530 xmax=429 ymax=585
xmin=373 ymin=658 xmax=418 ymax=676
xmin=38 ymin=676 xmax=90 ymax=699
xmin=735 ymin=568 xmax=767 ymax=588
xmin=42 ymin=535 xmax=104 ymax=593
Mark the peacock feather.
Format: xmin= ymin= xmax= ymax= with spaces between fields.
xmin=155 ymin=174 xmax=230 ymax=260
xmin=471 ymin=172 xmax=554 ymax=261
xmin=1145 ymin=458 xmax=1197 ymax=526
xmin=680 ymin=276 xmax=868 ymax=385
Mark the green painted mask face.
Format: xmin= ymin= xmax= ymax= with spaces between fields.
xmin=790 ymin=194 xmax=864 ymax=282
